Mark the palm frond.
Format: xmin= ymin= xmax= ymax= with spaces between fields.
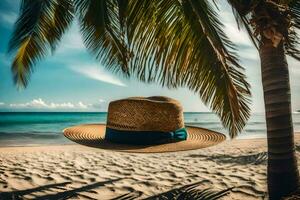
xmin=126 ymin=0 xmax=251 ymax=137
xmin=227 ymin=0 xmax=300 ymax=60
xmin=117 ymin=0 xmax=128 ymax=30
xmin=46 ymin=0 xmax=74 ymax=53
xmin=143 ymin=181 xmax=233 ymax=200
xmin=226 ymin=0 xmax=259 ymax=49
xmin=285 ymin=0 xmax=300 ymax=60
xmin=9 ymin=0 xmax=252 ymax=137
xmin=74 ymin=0 xmax=130 ymax=76
xmin=7 ymin=0 xmax=74 ymax=88
xmin=110 ymin=192 xmax=141 ymax=200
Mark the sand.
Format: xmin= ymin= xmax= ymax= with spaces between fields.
xmin=1 ymin=134 xmax=300 ymax=200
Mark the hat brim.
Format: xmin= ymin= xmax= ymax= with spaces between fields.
xmin=63 ymin=124 xmax=226 ymax=153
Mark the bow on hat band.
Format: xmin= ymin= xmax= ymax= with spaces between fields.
xmin=105 ymin=127 xmax=187 ymax=145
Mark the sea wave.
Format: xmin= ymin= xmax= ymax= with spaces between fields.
xmin=0 ymin=131 xmax=63 ymax=139
xmin=0 ymin=120 xmax=81 ymax=125
xmin=244 ymin=129 xmax=266 ymax=133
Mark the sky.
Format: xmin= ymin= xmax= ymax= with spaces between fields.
xmin=0 ymin=0 xmax=299 ymax=113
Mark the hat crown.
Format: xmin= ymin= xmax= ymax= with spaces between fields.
xmin=106 ymin=96 xmax=184 ymax=132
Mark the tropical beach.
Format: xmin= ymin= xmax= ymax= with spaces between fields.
xmin=1 ymin=0 xmax=300 ymax=199
xmin=1 ymin=112 xmax=300 ymax=199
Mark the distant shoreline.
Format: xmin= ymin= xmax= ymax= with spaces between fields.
xmin=0 ymin=111 xmax=268 ymax=114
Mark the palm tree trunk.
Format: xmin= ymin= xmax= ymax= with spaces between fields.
xmin=259 ymin=38 xmax=299 ymax=199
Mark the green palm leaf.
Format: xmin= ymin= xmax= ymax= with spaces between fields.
xmin=8 ymin=0 xmax=74 ymax=88
xmin=46 ymin=0 xmax=74 ymax=52
xmin=285 ymin=0 xmax=300 ymax=60
xmin=226 ymin=0 xmax=259 ymax=49
xmin=227 ymin=0 xmax=300 ymax=60
xmin=74 ymin=0 xmax=130 ymax=76
xmin=126 ymin=0 xmax=251 ymax=137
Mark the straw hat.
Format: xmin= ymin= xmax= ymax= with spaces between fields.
xmin=63 ymin=96 xmax=226 ymax=153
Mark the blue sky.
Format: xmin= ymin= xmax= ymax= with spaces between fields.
xmin=0 ymin=0 xmax=299 ymax=112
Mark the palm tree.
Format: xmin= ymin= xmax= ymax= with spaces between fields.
xmin=7 ymin=0 xmax=300 ymax=199
xmin=225 ymin=1 xmax=300 ymax=199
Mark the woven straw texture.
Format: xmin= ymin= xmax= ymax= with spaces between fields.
xmin=63 ymin=124 xmax=226 ymax=153
xmin=106 ymin=96 xmax=184 ymax=132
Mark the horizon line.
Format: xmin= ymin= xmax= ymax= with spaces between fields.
xmin=0 ymin=111 xmax=276 ymax=114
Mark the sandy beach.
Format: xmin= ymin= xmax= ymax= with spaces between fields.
xmin=1 ymin=134 xmax=300 ymax=200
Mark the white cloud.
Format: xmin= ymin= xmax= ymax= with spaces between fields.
xmin=78 ymin=101 xmax=91 ymax=109
xmin=217 ymin=1 xmax=253 ymax=47
xmin=0 ymin=11 xmax=17 ymax=26
xmin=224 ymin=23 xmax=253 ymax=47
xmin=6 ymin=98 xmax=109 ymax=110
xmin=9 ymin=98 xmax=92 ymax=110
xmin=70 ymin=64 xmax=126 ymax=87
xmin=289 ymin=58 xmax=300 ymax=75
xmin=238 ymin=47 xmax=259 ymax=61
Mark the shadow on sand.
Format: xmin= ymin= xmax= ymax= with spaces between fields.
xmin=0 ymin=178 xmax=122 ymax=200
xmin=0 ymin=179 xmax=233 ymax=200
xmin=211 ymin=152 xmax=268 ymax=165
xmin=188 ymin=152 xmax=268 ymax=165
xmin=111 ymin=181 xmax=233 ymax=200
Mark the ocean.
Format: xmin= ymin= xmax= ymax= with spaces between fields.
xmin=0 ymin=112 xmax=300 ymax=147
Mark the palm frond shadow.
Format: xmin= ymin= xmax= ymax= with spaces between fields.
xmin=295 ymin=145 xmax=300 ymax=152
xmin=0 ymin=178 xmax=122 ymax=200
xmin=0 ymin=179 xmax=233 ymax=200
xmin=110 ymin=192 xmax=142 ymax=200
xmin=0 ymin=182 xmax=71 ymax=200
xmin=188 ymin=152 xmax=267 ymax=165
xmin=112 ymin=181 xmax=233 ymax=200
xmin=211 ymin=152 xmax=268 ymax=165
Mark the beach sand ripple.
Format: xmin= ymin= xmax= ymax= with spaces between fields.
xmin=1 ymin=135 xmax=300 ymax=199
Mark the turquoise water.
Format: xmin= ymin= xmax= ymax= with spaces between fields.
xmin=0 ymin=112 xmax=300 ymax=146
